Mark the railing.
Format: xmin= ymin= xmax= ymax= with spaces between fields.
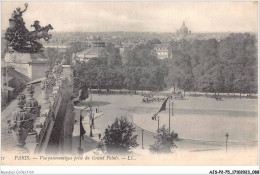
xmin=33 ymin=74 xmax=68 ymax=153
xmin=34 ymin=86 xmax=63 ymax=153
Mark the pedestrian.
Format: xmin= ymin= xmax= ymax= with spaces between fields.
xmin=98 ymin=133 xmax=101 ymax=140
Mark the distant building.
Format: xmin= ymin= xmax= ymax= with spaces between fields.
xmin=85 ymin=35 xmax=106 ymax=47
xmin=76 ymin=35 xmax=107 ymax=62
xmin=176 ymin=21 xmax=191 ymax=38
xmin=154 ymin=44 xmax=170 ymax=59
xmin=76 ymin=47 xmax=106 ymax=63
xmin=43 ymin=44 xmax=70 ymax=52
xmin=119 ymin=47 xmax=125 ymax=57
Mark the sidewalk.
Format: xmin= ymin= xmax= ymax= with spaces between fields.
xmin=72 ymin=106 xmax=104 ymax=155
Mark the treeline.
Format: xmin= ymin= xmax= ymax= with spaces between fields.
xmin=74 ymin=49 xmax=167 ymax=91
xmin=73 ymin=33 xmax=257 ymax=95
xmin=166 ymin=33 xmax=257 ymax=95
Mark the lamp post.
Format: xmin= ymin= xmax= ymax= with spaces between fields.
xmin=141 ymin=129 xmax=144 ymax=149
xmin=172 ymin=102 xmax=174 ymax=116
xmin=78 ymin=111 xmax=83 ymax=155
xmin=90 ymin=124 xmax=93 ymax=137
xmin=169 ymin=97 xmax=171 ymax=134
xmin=89 ymin=82 xmax=93 ymax=137
xmin=225 ymin=133 xmax=229 ymax=152
xmin=157 ymin=115 xmax=160 ymax=133
xmin=78 ymin=107 xmax=87 ymax=155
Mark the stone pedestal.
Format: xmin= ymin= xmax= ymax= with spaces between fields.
xmin=4 ymin=51 xmax=47 ymax=80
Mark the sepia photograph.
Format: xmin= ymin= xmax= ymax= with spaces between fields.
xmin=0 ymin=0 xmax=258 ymax=170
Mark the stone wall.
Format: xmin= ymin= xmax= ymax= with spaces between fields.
xmin=33 ymin=64 xmax=75 ymax=154
xmin=29 ymin=62 xmax=48 ymax=80
xmin=4 ymin=60 xmax=76 ymax=155
xmin=4 ymin=52 xmax=47 ymax=80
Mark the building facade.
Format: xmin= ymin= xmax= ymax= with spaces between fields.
xmin=154 ymin=44 xmax=171 ymax=59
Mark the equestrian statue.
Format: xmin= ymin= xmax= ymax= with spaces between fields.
xmin=5 ymin=3 xmax=53 ymax=53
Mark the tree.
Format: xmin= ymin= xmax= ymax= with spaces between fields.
xmin=147 ymin=66 xmax=165 ymax=91
xmin=69 ymin=41 xmax=88 ymax=53
xmin=44 ymin=48 xmax=60 ymax=67
xmin=124 ymin=68 xmax=135 ymax=92
xmin=234 ymin=74 xmax=250 ymax=99
xmin=199 ymin=74 xmax=214 ymax=94
xmin=125 ymin=44 xmax=160 ymax=67
xmin=98 ymin=117 xmax=139 ymax=154
xmin=211 ymin=65 xmax=225 ymax=96
xmin=72 ymin=33 xmax=257 ymax=96
xmin=106 ymin=43 xmax=122 ymax=66
xmin=1 ymin=39 xmax=8 ymax=59
xmin=223 ymin=66 xmax=235 ymax=96
xmin=79 ymin=85 xmax=89 ymax=101
xmin=149 ymin=125 xmax=178 ymax=154
xmin=140 ymin=77 xmax=148 ymax=93
xmin=178 ymin=73 xmax=194 ymax=96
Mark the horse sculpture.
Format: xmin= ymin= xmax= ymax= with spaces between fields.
xmin=28 ymin=24 xmax=53 ymax=41
xmin=5 ymin=3 xmax=53 ymax=53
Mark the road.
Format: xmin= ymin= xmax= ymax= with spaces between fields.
xmin=72 ymin=93 xmax=258 ymax=154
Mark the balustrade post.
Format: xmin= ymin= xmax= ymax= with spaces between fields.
xmin=24 ymin=84 xmax=41 ymax=135
xmin=7 ymin=94 xmax=33 ymax=147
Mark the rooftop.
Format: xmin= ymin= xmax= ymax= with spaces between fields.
xmin=77 ymin=47 xmax=105 ymax=56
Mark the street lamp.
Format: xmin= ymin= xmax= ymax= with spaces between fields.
xmin=157 ymin=115 xmax=160 ymax=133
xmin=225 ymin=133 xmax=229 ymax=152
xmin=172 ymin=102 xmax=174 ymax=116
xmin=141 ymin=129 xmax=144 ymax=149
xmin=90 ymin=124 xmax=93 ymax=137
xmin=78 ymin=108 xmax=86 ymax=155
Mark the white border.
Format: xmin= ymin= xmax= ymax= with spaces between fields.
xmin=0 ymin=0 xmax=259 ymax=174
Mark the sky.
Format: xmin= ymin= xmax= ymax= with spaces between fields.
xmin=1 ymin=1 xmax=258 ymax=33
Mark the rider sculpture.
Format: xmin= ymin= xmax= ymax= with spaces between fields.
xmin=31 ymin=20 xmax=42 ymax=31
xmin=5 ymin=3 xmax=53 ymax=53
xmin=11 ymin=3 xmax=28 ymax=23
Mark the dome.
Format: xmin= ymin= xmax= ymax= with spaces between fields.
xmin=179 ymin=21 xmax=189 ymax=36
xmin=180 ymin=25 xmax=188 ymax=33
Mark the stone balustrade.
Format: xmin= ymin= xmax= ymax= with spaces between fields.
xmin=33 ymin=81 xmax=63 ymax=153
xmin=8 ymin=63 xmax=76 ymax=155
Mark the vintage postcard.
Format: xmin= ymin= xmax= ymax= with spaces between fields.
xmin=1 ymin=1 xmax=258 ymax=167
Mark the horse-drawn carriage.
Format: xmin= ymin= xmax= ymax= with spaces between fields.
xmin=153 ymin=96 xmax=166 ymax=102
xmin=215 ymin=96 xmax=222 ymax=101
xmin=143 ymin=97 xmax=155 ymax=103
xmin=142 ymin=95 xmax=166 ymax=103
